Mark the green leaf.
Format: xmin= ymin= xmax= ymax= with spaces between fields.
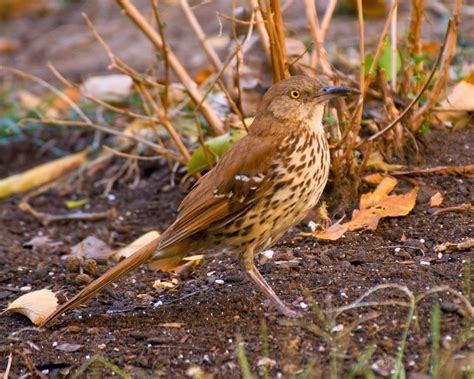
xmin=187 ymin=129 xmax=246 ymax=175
xmin=65 ymin=198 xmax=90 ymax=209
xmin=365 ymin=37 xmax=402 ymax=81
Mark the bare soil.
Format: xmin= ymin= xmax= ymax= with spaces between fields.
xmin=0 ymin=1 xmax=473 ymax=377
xmin=0 ymin=127 xmax=472 ymax=378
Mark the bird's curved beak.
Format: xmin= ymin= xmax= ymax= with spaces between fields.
xmin=313 ymin=86 xmax=360 ymax=102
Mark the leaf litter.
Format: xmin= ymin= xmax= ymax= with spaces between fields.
xmin=310 ymin=177 xmax=418 ymax=241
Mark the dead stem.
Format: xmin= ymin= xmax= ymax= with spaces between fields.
xmin=247 ymin=0 xmax=271 ymax=64
xmin=103 ymin=145 xmax=162 ymax=161
xmin=19 ymin=200 xmax=117 ymax=225
xmin=135 ymin=82 xmax=191 ymax=161
xmin=400 ymin=0 xmax=423 ymax=96
xmin=367 ymin=19 xmax=452 ymax=142
xmin=433 ymin=204 xmax=474 ymax=216
xmin=116 ymin=0 xmax=224 ymax=134
xmin=391 ymin=164 xmax=474 ymax=177
xmin=150 ymin=0 xmax=170 ymax=114
xmin=305 ymin=0 xmax=333 ymax=77
xmin=411 ymin=3 xmax=461 ymax=131
xmin=47 ymin=62 xmax=75 ymax=88
xmin=21 ymin=118 xmax=185 ymax=164
xmin=320 ymin=0 xmax=337 ymax=40
xmin=179 ymin=0 xmax=224 ymax=73
xmin=390 ymin=0 xmax=398 ymax=90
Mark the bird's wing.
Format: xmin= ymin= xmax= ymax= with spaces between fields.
xmin=157 ymin=135 xmax=276 ymax=250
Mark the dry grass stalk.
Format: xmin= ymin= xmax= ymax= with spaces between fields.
xmin=390 ymin=0 xmax=398 ymax=90
xmin=247 ymin=0 xmax=271 ymax=64
xmin=320 ymin=0 xmax=337 ymax=40
xmin=400 ymin=0 xmax=424 ymax=96
xmin=116 ymin=0 xmax=224 ymax=135
xmin=411 ymin=0 xmax=462 ymax=131
xmin=150 ymin=0 xmax=170 ymax=114
xmin=81 ymin=13 xmax=191 ymax=162
xmin=304 ymin=0 xmax=333 ymax=77
xmin=367 ymin=18 xmax=452 ymax=142
xmin=179 ymin=0 xmax=223 ymax=73
xmin=257 ymin=0 xmax=289 ymax=82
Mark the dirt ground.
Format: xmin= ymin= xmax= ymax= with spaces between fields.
xmin=0 ymin=1 xmax=473 ymax=378
xmin=0 ymin=127 xmax=472 ymax=377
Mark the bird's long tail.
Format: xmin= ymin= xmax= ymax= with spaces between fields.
xmin=40 ymin=236 xmax=162 ymax=328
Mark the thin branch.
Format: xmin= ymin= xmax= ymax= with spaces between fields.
xmin=179 ymin=0 xmax=223 ymax=72
xmin=248 ymin=0 xmax=271 ymax=64
xmin=21 ymin=118 xmax=185 ymax=163
xmin=367 ymin=19 xmax=452 ymax=142
xmin=305 ymin=0 xmax=333 ymax=77
xmin=321 ymin=0 xmax=338 ymax=41
xmin=0 ymin=66 xmax=92 ymax=124
xmin=116 ymin=0 xmax=224 ymax=134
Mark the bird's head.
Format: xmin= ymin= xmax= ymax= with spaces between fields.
xmin=258 ymin=75 xmax=359 ymax=124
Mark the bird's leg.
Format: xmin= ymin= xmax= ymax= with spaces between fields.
xmin=241 ymin=249 xmax=301 ymax=318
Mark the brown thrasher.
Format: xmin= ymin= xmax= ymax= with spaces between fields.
xmin=41 ymin=76 xmax=358 ymax=326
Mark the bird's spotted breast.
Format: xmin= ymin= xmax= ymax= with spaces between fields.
xmin=209 ymin=127 xmax=330 ymax=253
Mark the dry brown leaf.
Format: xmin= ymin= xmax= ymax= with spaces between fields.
xmin=429 ymin=192 xmax=444 ymax=207
xmin=314 ymin=178 xmax=418 ymax=240
xmin=5 ymin=289 xmax=58 ymax=325
xmin=112 ymin=231 xmax=161 ymax=261
xmin=51 ymin=87 xmax=81 ymax=110
xmin=81 ymin=75 xmax=133 ymax=102
xmin=0 ymin=37 xmax=18 ymax=54
xmin=71 ymin=236 xmax=113 ymax=262
xmin=437 ymin=71 xmax=474 ymax=128
xmin=55 ymin=343 xmax=83 ymax=352
xmin=366 ymin=151 xmax=405 ymax=172
xmin=363 ymin=173 xmax=387 ymax=185
xmin=153 ymin=278 xmax=179 ymax=290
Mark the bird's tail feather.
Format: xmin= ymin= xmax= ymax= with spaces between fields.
xmin=41 ymin=235 xmax=162 ymax=328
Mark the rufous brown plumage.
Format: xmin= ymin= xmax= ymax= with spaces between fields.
xmin=41 ymin=75 xmax=359 ymax=326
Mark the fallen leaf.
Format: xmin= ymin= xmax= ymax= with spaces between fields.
xmin=429 ymin=192 xmax=444 ymax=207
xmin=314 ymin=178 xmax=418 ymax=240
xmin=365 ymin=151 xmax=404 ymax=172
xmin=17 ymin=89 xmax=41 ymax=109
xmin=112 ymin=231 xmax=161 ymax=261
xmin=71 ymin=236 xmax=113 ymax=262
xmin=0 ymin=37 xmax=18 ymax=54
xmin=81 ymin=75 xmax=133 ymax=102
xmin=65 ymin=198 xmax=90 ymax=209
xmin=5 ymin=289 xmax=58 ymax=325
xmin=51 ymin=87 xmax=81 ymax=111
xmin=195 ymin=67 xmax=214 ymax=85
xmin=437 ymin=71 xmax=474 ymax=128
xmin=0 ymin=149 xmax=89 ymax=199
xmin=23 ymin=236 xmax=62 ymax=252
xmin=55 ymin=343 xmax=83 ymax=352
xmin=153 ymin=279 xmax=179 ymax=290
xmin=363 ymin=173 xmax=387 ymax=185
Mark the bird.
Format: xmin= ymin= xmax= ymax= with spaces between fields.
xmin=41 ymin=75 xmax=359 ymax=327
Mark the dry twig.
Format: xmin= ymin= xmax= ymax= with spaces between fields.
xmin=116 ymin=0 xmax=224 ymax=134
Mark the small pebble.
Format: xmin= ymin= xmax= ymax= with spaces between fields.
xmin=215 ymin=279 xmax=225 ymax=285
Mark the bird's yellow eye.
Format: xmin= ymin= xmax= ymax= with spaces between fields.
xmin=289 ymin=89 xmax=301 ymax=99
